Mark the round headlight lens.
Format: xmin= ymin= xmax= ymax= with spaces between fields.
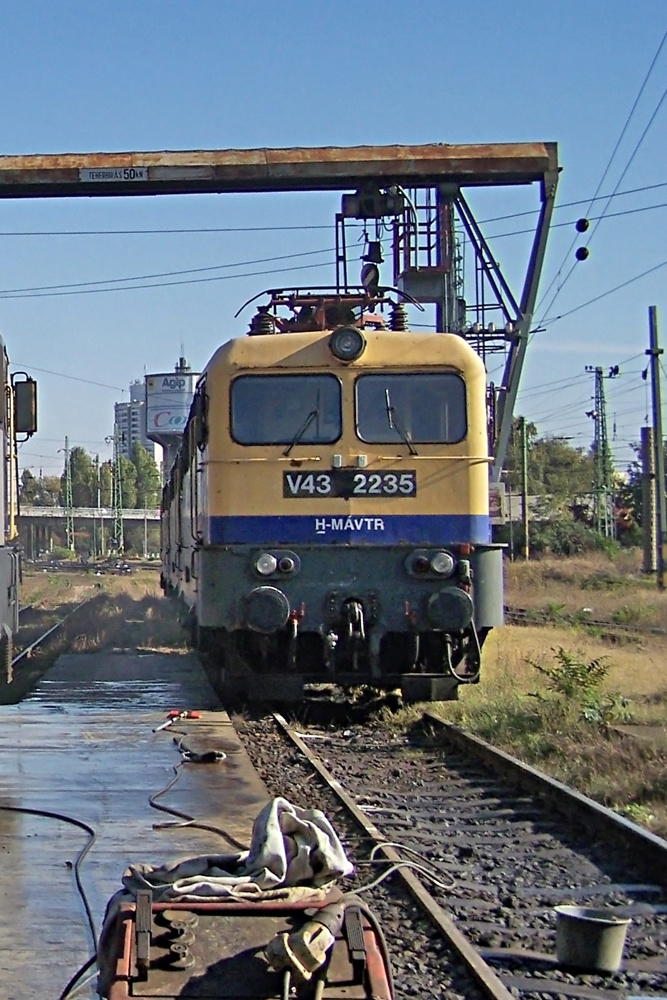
xmin=255 ymin=552 xmax=277 ymax=576
xmin=430 ymin=551 xmax=456 ymax=576
xmin=329 ymin=326 xmax=366 ymax=362
xmin=278 ymin=556 xmax=296 ymax=574
xmin=412 ymin=555 xmax=431 ymax=574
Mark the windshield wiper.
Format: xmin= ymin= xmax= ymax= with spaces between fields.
xmin=283 ymin=409 xmax=318 ymax=456
xmin=385 ymin=389 xmax=418 ymax=455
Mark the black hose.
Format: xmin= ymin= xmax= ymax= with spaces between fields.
xmin=0 ymin=804 xmax=97 ymax=947
xmin=55 ymin=954 xmax=96 ymax=1000
xmin=0 ymin=803 xmax=98 ymax=999
xmin=148 ymin=735 xmax=246 ymax=850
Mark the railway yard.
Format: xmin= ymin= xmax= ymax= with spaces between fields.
xmin=3 ymin=563 xmax=667 ymax=1000
xmin=0 ymin=10 xmax=666 ymax=1000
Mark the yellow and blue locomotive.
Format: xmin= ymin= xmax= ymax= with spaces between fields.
xmin=161 ymin=289 xmax=503 ymax=702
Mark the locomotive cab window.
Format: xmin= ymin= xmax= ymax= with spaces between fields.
xmin=355 ymin=372 xmax=467 ymax=444
xmin=231 ymin=373 xmax=342 ymax=445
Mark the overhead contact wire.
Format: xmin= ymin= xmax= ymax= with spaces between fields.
xmin=537 ymin=28 xmax=667 ymax=320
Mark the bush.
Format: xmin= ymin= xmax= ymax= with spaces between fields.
xmin=528 ymin=647 xmax=632 ymax=728
xmin=495 ymin=516 xmax=620 ymax=558
xmin=50 ymin=545 xmax=76 ymax=561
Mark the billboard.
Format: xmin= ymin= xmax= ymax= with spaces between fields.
xmin=145 ymin=370 xmax=198 ymax=444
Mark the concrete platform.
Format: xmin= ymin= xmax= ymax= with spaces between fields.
xmin=0 ymin=650 xmax=269 ymax=1000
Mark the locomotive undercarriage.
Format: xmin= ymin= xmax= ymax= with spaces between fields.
xmin=197 ymin=620 xmax=489 ymax=704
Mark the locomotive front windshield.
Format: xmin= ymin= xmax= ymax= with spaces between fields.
xmin=231 ymin=373 xmax=342 ymax=444
xmin=356 ymin=373 xmax=467 ymax=444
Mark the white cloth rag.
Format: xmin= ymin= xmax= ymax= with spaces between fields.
xmin=121 ymin=796 xmax=354 ymax=902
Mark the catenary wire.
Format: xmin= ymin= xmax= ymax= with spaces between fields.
xmin=0 ymin=181 xmax=664 ymax=237
xmin=517 ymin=373 xmax=589 ymax=400
xmin=0 ymin=195 xmax=665 ymax=304
xmin=0 ymin=258 xmax=332 ymax=299
xmin=0 ymin=246 xmax=335 ymax=295
xmin=536 ymin=28 xmax=667 ymax=319
xmin=478 ymin=180 xmax=667 ymax=226
xmin=542 ymin=257 xmax=667 ymax=325
xmin=488 ymin=199 xmax=667 ymax=242
xmin=11 ymin=364 xmax=125 ymax=392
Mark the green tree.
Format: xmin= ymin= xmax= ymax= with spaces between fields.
xmin=20 ymin=468 xmax=39 ymax=503
xmin=24 ymin=473 xmax=61 ymax=506
xmin=99 ymin=461 xmax=112 ymax=507
xmin=40 ymin=475 xmax=62 ymax=506
xmin=119 ymin=456 xmax=137 ymax=509
xmin=131 ymin=443 xmax=161 ymax=508
xmin=61 ymin=447 xmax=95 ymax=507
xmin=504 ymin=418 xmax=595 ymax=500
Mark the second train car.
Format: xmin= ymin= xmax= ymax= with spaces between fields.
xmin=161 ymin=289 xmax=503 ymax=702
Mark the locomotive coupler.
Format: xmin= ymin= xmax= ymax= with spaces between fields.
xmin=321 ymin=629 xmax=338 ymax=673
xmin=343 ymin=599 xmax=366 ymax=641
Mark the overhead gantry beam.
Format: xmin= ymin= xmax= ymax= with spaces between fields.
xmin=0 ymin=141 xmax=559 ymax=479
xmin=0 ymin=142 xmax=558 ymax=198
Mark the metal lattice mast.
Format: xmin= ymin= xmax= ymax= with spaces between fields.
xmin=63 ymin=436 xmax=74 ymax=551
xmin=586 ymin=366 xmax=615 ymax=538
xmin=110 ymin=425 xmax=124 ymax=554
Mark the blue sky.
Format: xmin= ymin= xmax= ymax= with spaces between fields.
xmin=0 ymin=0 xmax=665 ymax=477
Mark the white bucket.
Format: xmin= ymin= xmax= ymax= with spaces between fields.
xmin=554 ymin=905 xmax=631 ymax=973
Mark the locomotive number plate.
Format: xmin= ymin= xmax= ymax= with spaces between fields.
xmin=283 ymin=470 xmax=417 ymax=498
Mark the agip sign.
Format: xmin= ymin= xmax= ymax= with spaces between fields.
xmin=145 ymin=370 xmax=198 ymax=444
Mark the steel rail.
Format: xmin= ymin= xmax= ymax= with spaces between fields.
xmin=9 ymin=598 xmax=94 ymax=683
xmin=505 ymin=604 xmax=666 ymax=635
xmin=422 ymin=713 xmax=667 ymax=885
xmin=273 ymin=712 xmax=515 ymax=1000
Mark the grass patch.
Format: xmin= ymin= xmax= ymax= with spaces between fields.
xmin=505 ymin=552 xmax=667 ymax=630
xmin=421 ymin=628 xmax=667 ymax=837
xmin=580 ymin=571 xmax=628 ymax=592
xmin=611 ymin=603 xmax=658 ymax=626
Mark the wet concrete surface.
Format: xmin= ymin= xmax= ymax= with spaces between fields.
xmin=0 ymin=650 xmax=269 ymax=1000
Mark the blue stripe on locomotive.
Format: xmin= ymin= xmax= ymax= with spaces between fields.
xmin=207 ymin=514 xmax=490 ymax=545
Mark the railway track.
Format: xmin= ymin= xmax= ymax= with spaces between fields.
xmin=505 ymin=604 xmax=665 ymax=636
xmin=5 ymin=596 xmax=96 ymax=692
xmin=5 ymin=593 xmax=667 ymax=999
xmin=237 ymin=711 xmax=667 ymax=1000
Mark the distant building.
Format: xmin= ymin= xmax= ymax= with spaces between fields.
xmin=145 ymin=357 xmax=199 ymax=476
xmin=113 ymin=381 xmax=162 ymax=466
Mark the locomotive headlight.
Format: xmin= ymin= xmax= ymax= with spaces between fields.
xmin=329 ymin=326 xmax=366 ymax=362
xmin=255 ymin=552 xmax=278 ymax=576
xmin=278 ymin=556 xmax=296 ymax=574
xmin=430 ymin=551 xmax=456 ymax=576
xmin=412 ymin=555 xmax=431 ymax=574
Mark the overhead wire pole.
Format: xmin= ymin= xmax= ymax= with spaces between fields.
xmin=62 ymin=436 xmax=74 ymax=552
xmin=520 ymin=417 xmax=529 ymax=560
xmin=585 ymin=366 xmax=616 ymax=538
xmin=107 ymin=426 xmax=124 ymax=556
xmin=647 ymin=306 xmax=666 ymax=589
xmin=641 ymin=426 xmax=657 ymax=573
xmin=491 ymin=165 xmax=559 ymax=482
